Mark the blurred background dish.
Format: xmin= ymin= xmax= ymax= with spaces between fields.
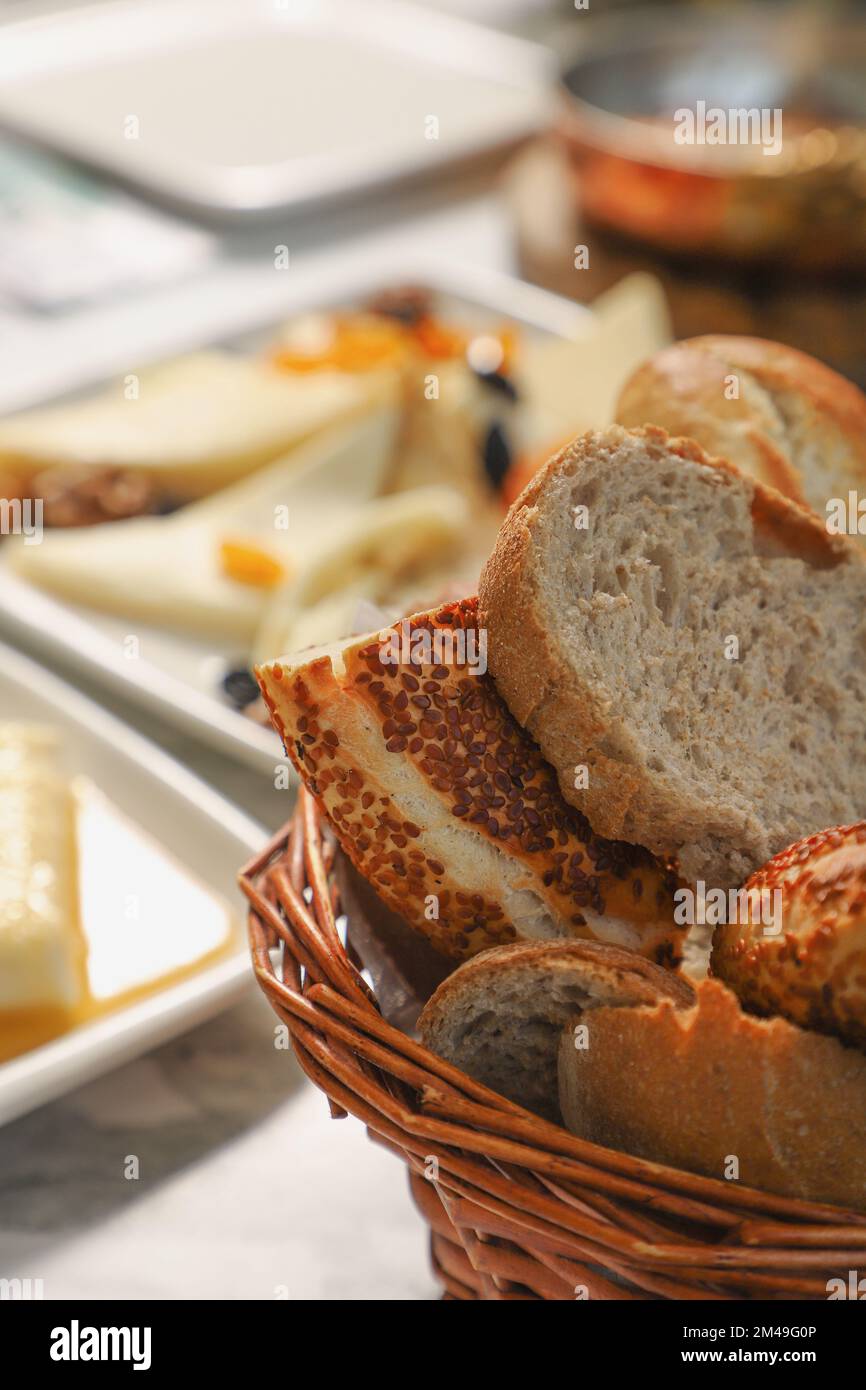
xmin=0 ymin=0 xmax=553 ymax=222
xmin=558 ymin=4 xmax=866 ymax=269
xmin=510 ymin=1 xmax=866 ymax=385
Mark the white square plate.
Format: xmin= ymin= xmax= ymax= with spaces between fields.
xmin=0 ymin=0 xmax=552 ymax=222
xmin=0 ymin=640 xmax=266 ymax=1127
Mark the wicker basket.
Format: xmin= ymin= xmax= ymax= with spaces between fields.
xmin=240 ymin=788 xmax=866 ymax=1302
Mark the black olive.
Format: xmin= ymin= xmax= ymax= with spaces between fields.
xmin=473 ymin=369 xmax=519 ymax=402
xmin=221 ymin=666 xmax=260 ymax=710
xmin=151 ymin=494 xmax=184 ymax=516
xmin=482 ymin=421 xmax=512 ymax=492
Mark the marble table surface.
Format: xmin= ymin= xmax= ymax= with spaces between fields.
xmin=0 ymin=991 xmax=437 ymax=1301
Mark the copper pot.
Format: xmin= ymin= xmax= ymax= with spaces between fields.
xmin=558 ymin=5 xmax=866 ymax=273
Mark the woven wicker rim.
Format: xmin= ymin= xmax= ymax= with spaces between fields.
xmin=240 ymin=787 xmax=866 ymax=1301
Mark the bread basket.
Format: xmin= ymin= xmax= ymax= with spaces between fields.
xmin=240 ymin=789 xmax=866 ymax=1301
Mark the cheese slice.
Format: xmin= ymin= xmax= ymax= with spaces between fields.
xmin=0 ymin=351 xmax=389 ymax=498
xmin=518 ymin=273 xmax=672 ymax=449
xmin=254 ymin=484 xmax=469 ymax=660
xmin=6 ymin=403 xmax=400 ymax=641
xmin=0 ymin=725 xmax=84 ymax=1061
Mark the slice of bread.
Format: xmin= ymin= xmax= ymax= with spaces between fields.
xmin=558 ymin=978 xmax=866 ymax=1213
xmin=418 ymin=939 xmax=694 ymax=1119
xmin=479 ymin=425 xmax=866 ymax=887
xmin=256 ymin=598 xmax=683 ymax=963
xmin=616 ymin=335 xmax=866 ymax=529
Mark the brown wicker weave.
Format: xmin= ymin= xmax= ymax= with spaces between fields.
xmin=240 ymin=788 xmax=866 ymax=1302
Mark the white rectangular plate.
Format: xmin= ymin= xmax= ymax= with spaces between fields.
xmin=0 ymin=0 xmax=552 ymax=223
xmin=0 ymin=641 xmax=266 ymax=1127
xmin=0 ymin=260 xmax=592 ymax=774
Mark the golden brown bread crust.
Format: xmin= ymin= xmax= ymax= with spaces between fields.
xmin=418 ymin=938 xmax=695 ymax=1120
xmin=420 ymin=937 xmax=695 ymax=1037
xmin=256 ymin=597 xmax=683 ymax=963
xmin=616 ymin=335 xmax=866 ymax=518
xmin=712 ymin=823 xmax=866 ymax=1051
xmin=478 ymin=425 xmax=856 ymax=863
xmin=558 ymin=978 xmax=866 ymax=1213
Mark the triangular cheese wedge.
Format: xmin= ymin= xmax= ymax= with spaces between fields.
xmin=0 ymin=351 xmax=391 ymax=497
xmin=7 ymin=403 xmax=399 ymax=641
xmin=519 ymin=273 xmax=672 ymax=448
xmin=253 ymin=484 xmax=469 ymax=660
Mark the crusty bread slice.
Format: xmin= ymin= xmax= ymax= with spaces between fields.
xmin=256 ymin=598 xmax=683 ymax=963
xmin=558 ymin=978 xmax=866 ymax=1213
xmin=418 ymin=939 xmax=693 ymax=1119
xmin=479 ymin=425 xmax=866 ymax=887
xmin=616 ymin=335 xmax=866 ymax=527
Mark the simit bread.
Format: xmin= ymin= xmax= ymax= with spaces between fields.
xmin=256 ymin=598 xmax=683 ymax=963
xmin=713 ymin=823 xmax=866 ymax=1051
xmin=479 ymin=425 xmax=866 ymax=887
xmin=418 ymin=939 xmax=693 ymax=1120
xmin=558 ymin=978 xmax=866 ymax=1213
xmin=615 ymin=335 xmax=866 ymax=532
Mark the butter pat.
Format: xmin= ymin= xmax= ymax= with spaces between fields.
xmin=0 ymin=726 xmax=84 ymax=1058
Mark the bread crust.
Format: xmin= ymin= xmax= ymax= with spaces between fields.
xmin=712 ymin=822 xmax=866 ymax=1051
xmin=558 ymin=978 xmax=866 ymax=1213
xmin=616 ymin=335 xmax=866 ymax=521
xmin=257 ymin=598 xmax=683 ymax=962
xmin=478 ymin=425 xmax=861 ymax=882
xmin=419 ymin=938 xmax=694 ymax=1119
xmin=420 ymin=937 xmax=694 ymax=1032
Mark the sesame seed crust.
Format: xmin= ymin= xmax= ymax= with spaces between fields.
xmin=712 ymin=822 xmax=866 ymax=1050
xmin=257 ymin=598 xmax=684 ymax=964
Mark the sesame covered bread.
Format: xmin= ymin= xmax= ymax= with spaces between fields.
xmin=418 ymin=939 xmax=693 ymax=1120
xmin=479 ymin=426 xmax=866 ymax=888
xmin=616 ymin=335 xmax=866 ymax=531
xmin=256 ymin=598 xmax=683 ymax=963
xmin=713 ymin=823 xmax=866 ymax=1051
xmin=558 ymin=978 xmax=866 ymax=1213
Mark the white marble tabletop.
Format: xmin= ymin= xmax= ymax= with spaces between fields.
xmin=0 ymin=189 xmax=516 ymax=1301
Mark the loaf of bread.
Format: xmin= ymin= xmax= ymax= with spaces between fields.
xmin=418 ymin=939 xmax=693 ymax=1119
xmin=616 ymin=335 xmax=866 ymax=533
xmin=256 ymin=598 xmax=683 ymax=963
xmin=558 ymin=978 xmax=866 ymax=1213
xmin=479 ymin=425 xmax=866 ymax=887
xmin=713 ymin=822 xmax=866 ymax=1051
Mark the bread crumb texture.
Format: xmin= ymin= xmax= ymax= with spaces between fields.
xmin=481 ymin=425 xmax=866 ymax=887
xmin=419 ymin=938 xmax=693 ymax=1120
